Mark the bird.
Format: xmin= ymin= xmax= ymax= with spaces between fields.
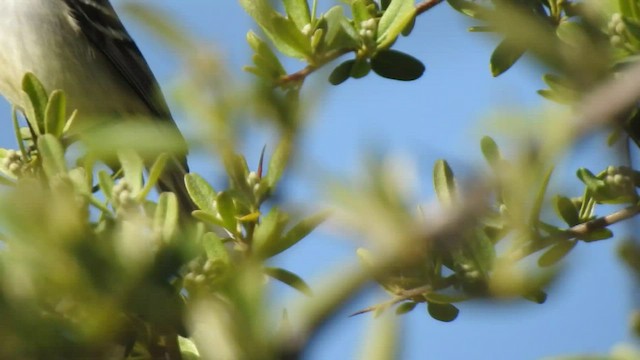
xmin=0 ymin=0 xmax=195 ymax=214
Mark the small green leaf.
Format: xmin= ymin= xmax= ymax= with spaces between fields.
xmin=264 ymin=267 xmax=312 ymax=295
xmin=433 ymin=159 xmax=456 ymax=206
xmin=523 ymin=289 xmax=547 ymax=304
xmin=371 ymin=50 xmax=425 ymax=81
xmin=538 ymin=240 xmax=576 ymax=267
xmin=329 ymin=59 xmax=355 ymax=85
xmin=530 ymin=167 xmax=554 ymax=227
xmin=44 ymin=90 xmax=66 ymax=137
xmin=580 ymin=228 xmax=614 ymax=242
xmin=98 ymin=170 xmax=115 ymax=200
xmin=215 ymin=191 xmax=238 ymax=233
xmin=266 ymin=137 xmax=292 ymax=189
xmin=351 ymin=0 xmax=371 ymax=25
xmin=283 ymin=0 xmax=311 ymax=30
xmin=553 ymin=195 xmax=580 ymax=226
xmin=446 ymin=0 xmax=487 ymax=19
xmin=247 ymin=31 xmax=286 ymax=78
xmin=490 ymin=38 xmax=526 ymax=77
xmin=38 ymin=134 xmax=67 ymax=178
xmin=350 ymin=58 xmax=371 ymax=79
xmin=401 ymin=15 xmax=416 ymax=36
xmin=22 ymin=72 xmax=48 ymax=134
xmin=185 ymin=173 xmax=216 ymax=213
xmin=427 ymin=302 xmax=459 ymax=322
xmin=424 ymin=292 xmax=469 ymax=304
xmin=192 ymin=210 xmax=223 ymax=226
xmin=263 ymin=211 xmax=329 ymax=258
xmin=323 ymin=6 xmax=359 ymax=50
xmin=139 ymin=153 xmax=169 ymax=200
xmin=118 ymin=150 xmax=144 ymax=194
xmin=155 ymin=192 xmax=179 ymax=242
xmin=395 ymin=302 xmax=417 ymax=315
xmin=253 ymin=207 xmax=290 ymax=258
xmin=480 ymin=136 xmax=501 ymax=168
xmin=377 ymin=0 xmax=416 ymax=48
xmin=202 ymin=232 xmax=230 ymax=264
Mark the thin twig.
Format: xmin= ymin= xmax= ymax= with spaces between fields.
xmin=416 ymin=0 xmax=445 ymax=16
xmin=349 ymin=285 xmax=432 ymax=317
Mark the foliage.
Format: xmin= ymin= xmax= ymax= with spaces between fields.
xmin=0 ymin=0 xmax=638 ymax=359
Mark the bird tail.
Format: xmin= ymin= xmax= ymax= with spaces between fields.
xmin=156 ymin=156 xmax=196 ymax=215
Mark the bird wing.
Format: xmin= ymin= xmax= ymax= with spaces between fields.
xmin=61 ymin=0 xmax=173 ymax=120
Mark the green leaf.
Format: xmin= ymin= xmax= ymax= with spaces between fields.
xmin=490 ymin=38 xmax=526 ymax=77
xmin=538 ymin=240 xmax=576 ymax=267
xmin=253 ymin=207 xmax=289 ymax=258
xmin=185 ymin=173 xmax=216 ymax=213
xmin=98 ymin=170 xmax=115 ymax=200
xmin=215 ymin=191 xmax=237 ymax=233
xmin=446 ymin=0 xmax=487 ymax=19
xmin=580 ymin=228 xmax=614 ymax=242
xmin=553 ymin=195 xmax=580 ymax=226
xmin=239 ymin=0 xmax=312 ymax=59
xmin=424 ymin=292 xmax=469 ymax=304
xmin=264 ymin=267 xmax=312 ymax=295
xmin=371 ymin=50 xmax=425 ymax=81
xmin=427 ymin=302 xmax=459 ymax=322
xmin=523 ymin=289 xmax=547 ymax=304
xmin=118 ymin=150 xmax=144 ymax=194
xmin=480 ymin=136 xmax=501 ymax=168
xmin=329 ymin=59 xmax=355 ymax=85
xmin=433 ymin=159 xmax=456 ymax=206
xmin=283 ymin=0 xmax=311 ymax=30
xmin=202 ymin=232 xmax=230 ymax=265
xmin=44 ymin=90 xmax=66 ymax=137
xmin=395 ymin=301 xmax=417 ymax=315
xmin=192 ymin=210 xmax=223 ymax=226
xmin=247 ymin=31 xmax=286 ymax=77
xmin=530 ymin=167 xmax=554 ymax=227
xmin=350 ymin=58 xmax=371 ymax=79
xmin=377 ymin=0 xmax=416 ymax=48
xmin=323 ymin=6 xmax=360 ymax=50
xmin=266 ymin=211 xmax=329 ymax=258
xmin=266 ymin=137 xmax=292 ymax=189
xmin=38 ymin=134 xmax=67 ymax=178
xmin=351 ymin=0 xmax=372 ymax=25
xmin=21 ymin=72 xmax=49 ymax=134
xmin=139 ymin=153 xmax=169 ymax=200
xmin=155 ymin=192 xmax=179 ymax=242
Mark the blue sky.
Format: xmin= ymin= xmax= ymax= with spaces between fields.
xmin=0 ymin=1 xmax=636 ymax=359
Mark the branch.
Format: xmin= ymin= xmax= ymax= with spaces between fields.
xmin=511 ymin=204 xmax=640 ymax=261
xmin=349 ymin=285 xmax=432 ymax=317
xmin=416 ymin=0 xmax=445 ymax=16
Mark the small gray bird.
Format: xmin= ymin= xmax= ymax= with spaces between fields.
xmin=0 ymin=0 xmax=194 ymax=213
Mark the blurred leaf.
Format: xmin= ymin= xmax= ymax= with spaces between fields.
xmin=323 ymin=6 xmax=360 ymax=50
xmin=579 ymin=228 xmax=614 ymax=242
xmin=530 ymin=167 xmax=554 ymax=227
xmin=351 ymin=0 xmax=371 ymax=25
xmin=371 ymin=50 xmax=425 ymax=81
xmin=178 ymin=336 xmax=200 ymax=360
xmin=329 ymin=59 xmax=355 ymax=85
xmin=22 ymin=72 xmax=48 ymax=134
xmin=261 ymin=211 xmax=329 ymax=258
xmin=44 ymin=90 xmax=67 ymax=137
xmin=395 ymin=301 xmax=417 ymax=315
xmin=264 ymin=267 xmax=312 ymax=295
xmin=424 ymin=292 xmax=469 ymax=304
xmin=247 ymin=31 xmax=286 ymax=78
xmin=427 ymin=302 xmax=459 ymax=322
xmin=554 ymin=195 xmax=580 ymax=226
xmin=283 ymin=0 xmax=311 ymax=30
xmin=38 ymin=134 xmax=67 ymax=178
xmin=490 ymin=38 xmax=526 ymax=77
xmin=265 ymin=137 xmax=292 ymax=189
xmin=253 ymin=207 xmax=289 ymax=258
xmin=446 ymin=0 xmax=488 ymax=19
xmin=185 ymin=173 xmax=216 ymax=213
xmin=377 ymin=0 xmax=416 ymax=48
xmin=155 ymin=192 xmax=179 ymax=242
xmin=523 ymin=289 xmax=547 ymax=304
xmin=538 ymin=240 xmax=576 ymax=267
xmin=118 ymin=150 xmax=144 ymax=194
xmin=202 ymin=232 xmax=230 ymax=265
xmin=433 ymin=159 xmax=457 ymax=206
xmin=139 ymin=153 xmax=169 ymax=200
xmin=480 ymin=136 xmax=501 ymax=168
xmin=98 ymin=170 xmax=115 ymax=200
